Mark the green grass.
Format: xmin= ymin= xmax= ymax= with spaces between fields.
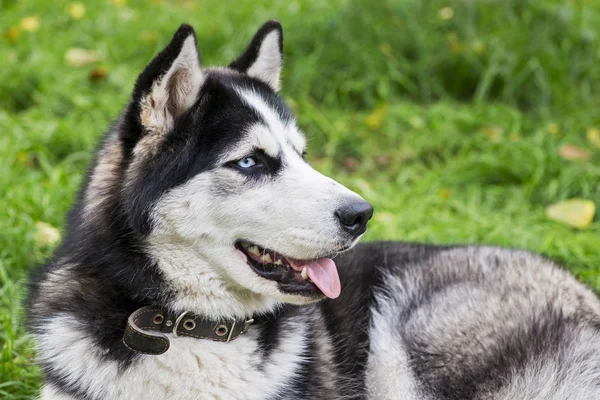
xmin=2 ymin=0 xmax=600 ymax=397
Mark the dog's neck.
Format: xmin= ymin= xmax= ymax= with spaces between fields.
xmin=145 ymin=239 xmax=281 ymax=319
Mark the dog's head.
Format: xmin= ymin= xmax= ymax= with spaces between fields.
xmin=100 ymin=22 xmax=372 ymax=312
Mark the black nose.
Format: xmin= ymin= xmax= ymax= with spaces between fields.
xmin=335 ymin=200 xmax=373 ymax=237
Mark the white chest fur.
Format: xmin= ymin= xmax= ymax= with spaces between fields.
xmin=39 ymin=315 xmax=307 ymax=400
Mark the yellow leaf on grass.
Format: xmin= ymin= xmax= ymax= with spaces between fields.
xmin=587 ymin=128 xmax=600 ymax=149
xmin=365 ymin=105 xmax=387 ymax=130
xmin=379 ymin=42 xmax=392 ymax=58
xmin=439 ymin=7 xmax=454 ymax=20
xmin=34 ymin=221 xmax=61 ymax=247
xmin=140 ymin=30 xmax=160 ymax=43
xmin=66 ymin=48 xmax=99 ymax=67
xmin=67 ymin=3 xmax=86 ymax=19
xmin=479 ymin=126 xmax=504 ymax=143
xmin=545 ymin=199 xmax=595 ymax=229
xmin=6 ymin=26 xmax=20 ymax=42
xmin=438 ymin=188 xmax=451 ymax=200
xmin=446 ymin=32 xmax=462 ymax=53
xmin=471 ymin=40 xmax=485 ymax=54
xmin=547 ymin=123 xmax=560 ymax=135
xmin=17 ymin=151 xmax=28 ymax=164
xmin=21 ymin=16 xmax=40 ymax=32
xmin=559 ymin=144 xmax=592 ymax=161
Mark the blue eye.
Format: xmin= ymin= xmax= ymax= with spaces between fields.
xmin=237 ymin=157 xmax=256 ymax=168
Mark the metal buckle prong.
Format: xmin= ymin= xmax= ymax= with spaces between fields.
xmin=226 ymin=317 xmax=236 ymax=343
xmin=172 ymin=311 xmax=189 ymax=337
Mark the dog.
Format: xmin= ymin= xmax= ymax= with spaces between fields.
xmin=28 ymin=21 xmax=600 ymax=399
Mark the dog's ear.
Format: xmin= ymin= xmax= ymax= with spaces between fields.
xmin=229 ymin=20 xmax=283 ymax=92
xmin=132 ymin=24 xmax=204 ymax=136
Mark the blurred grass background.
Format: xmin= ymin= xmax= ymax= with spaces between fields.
xmin=1 ymin=0 xmax=600 ymax=397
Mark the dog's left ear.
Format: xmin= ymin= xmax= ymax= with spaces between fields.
xmin=229 ymin=20 xmax=283 ymax=92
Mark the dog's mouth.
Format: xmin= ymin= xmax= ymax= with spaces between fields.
xmin=234 ymin=241 xmax=341 ymax=299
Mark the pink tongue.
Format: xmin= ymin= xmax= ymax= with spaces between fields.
xmin=292 ymin=258 xmax=341 ymax=299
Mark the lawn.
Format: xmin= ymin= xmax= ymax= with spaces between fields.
xmin=1 ymin=0 xmax=600 ymax=397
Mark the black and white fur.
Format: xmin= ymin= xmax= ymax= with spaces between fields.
xmin=29 ymin=21 xmax=600 ymax=400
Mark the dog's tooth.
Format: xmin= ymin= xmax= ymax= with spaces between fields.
xmin=301 ymin=267 xmax=308 ymax=280
xmin=248 ymin=245 xmax=260 ymax=256
xmin=241 ymin=242 xmax=250 ymax=249
xmin=262 ymin=253 xmax=273 ymax=263
xmin=274 ymin=259 xmax=283 ymax=265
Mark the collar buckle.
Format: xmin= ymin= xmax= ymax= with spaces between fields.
xmin=242 ymin=318 xmax=254 ymax=334
xmin=225 ymin=317 xmax=236 ymax=343
xmin=172 ymin=310 xmax=190 ymax=337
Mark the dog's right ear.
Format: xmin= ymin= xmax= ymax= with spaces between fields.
xmin=130 ymin=24 xmax=204 ymax=138
xmin=229 ymin=20 xmax=283 ymax=92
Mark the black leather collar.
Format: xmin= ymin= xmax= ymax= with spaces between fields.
xmin=122 ymin=306 xmax=255 ymax=355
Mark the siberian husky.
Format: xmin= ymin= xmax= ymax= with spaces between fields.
xmin=29 ymin=21 xmax=600 ymax=399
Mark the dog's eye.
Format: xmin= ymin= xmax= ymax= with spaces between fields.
xmin=227 ymin=151 xmax=275 ymax=175
xmin=236 ymin=157 xmax=257 ymax=169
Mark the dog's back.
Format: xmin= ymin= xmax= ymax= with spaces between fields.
xmin=330 ymin=242 xmax=600 ymax=399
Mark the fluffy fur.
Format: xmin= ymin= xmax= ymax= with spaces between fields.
xmin=29 ymin=21 xmax=600 ymax=400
